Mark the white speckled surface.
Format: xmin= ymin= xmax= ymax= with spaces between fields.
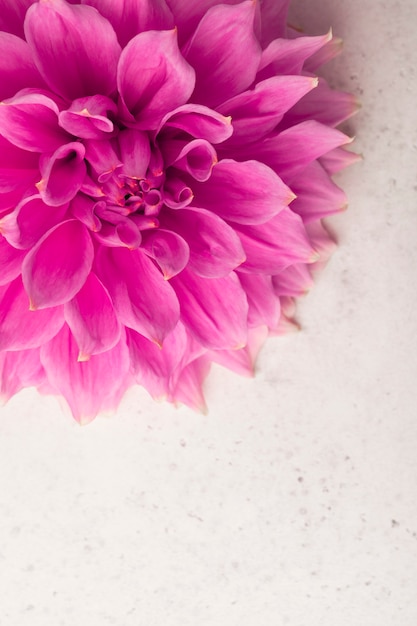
xmin=1 ymin=1 xmax=417 ymax=624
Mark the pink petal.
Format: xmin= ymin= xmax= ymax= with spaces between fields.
xmin=140 ymin=229 xmax=190 ymax=279
xmin=64 ymin=272 xmax=121 ymax=359
xmin=84 ymin=140 xmax=122 ymax=184
xmin=165 ymin=0 xmax=247 ymax=44
xmin=0 ymin=347 xmax=44 ymax=403
xmin=95 ymin=246 xmax=180 ymax=345
xmin=117 ymin=29 xmax=195 ymax=130
xmin=81 ymin=0 xmax=174 ymax=47
xmin=282 ymin=78 xmax=360 ymax=128
xmin=191 ymin=159 xmax=294 ymax=225
xmin=24 ymin=0 xmax=121 ymax=101
xmin=117 ymin=129 xmax=151 ymax=179
xmin=40 ymin=324 xmax=130 ymax=423
xmin=0 ymin=194 xmax=68 ymax=249
xmin=258 ymin=31 xmax=333 ymax=78
xmin=217 ymin=76 xmax=318 ymax=144
xmin=289 ymin=161 xmax=347 ymax=223
xmin=58 ymin=95 xmax=118 ymax=140
xmin=22 ymin=220 xmax=94 ymax=309
xmin=162 ymin=176 xmax=194 ymax=209
xmin=0 ymin=276 xmax=64 ymax=351
xmin=38 ymin=142 xmax=87 ymax=206
xmin=70 ymin=194 xmax=102 ymax=232
xmin=0 ymin=32 xmax=46 ymax=100
xmin=304 ymin=34 xmax=344 ymax=71
xmin=304 ymin=221 xmax=337 ymax=269
xmin=160 ymin=206 xmax=245 ymax=277
xmin=157 ymin=104 xmax=233 ymax=144
xmin=237 ymin=272 xmax=280 ymax=328
xmin=319 ymin=147 xmax=362 ymax=175
xmin=171 ymin=267 xmax=248 ymax=349
xmin=272 ymin=264 xmax=314 ymax=297
xmin=93 ymin=216 xmax=143 ymax=249
xmin=183 ymin=1 xmax=261 ymax=107
xmin=0 ymin=236 xmax=26 ymax=286
xmin=0 ymin=136 xmax=39 ymax=210
xmin=0 ymin=0 xmax=36 ymax=37
xmin=235 ymin=207 xmax=317 ymax=274
xmin=258 ymin=0 xmax=290 ymax=45
xmin=164 ymin=138 xmax=217 ymax=182
xmin=209 ymin=325 xmax=268 ymax=377
xmin=168 ymin=355 xmax=210 ymax=412
xmin=243 ymin=121 xmax=352 ymax=184
xmin=0 ymin=91 xmax=69 ymax=153
xmin=127 ymin=322 xmax=187 ymax=399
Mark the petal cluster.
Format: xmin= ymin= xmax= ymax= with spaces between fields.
xmin=0 ymin=0 xmax=357 ymax=422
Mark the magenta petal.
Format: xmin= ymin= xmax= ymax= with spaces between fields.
xmin=238 ymin=272 xmax=280 ymax=328
xmin=209 ymin=325 xmax=268 ymax=377
xmin=175 ymin=139 xmax=217 ymax=182
xmin=81 ymin=0 xmax=174 ymax=47
xmin=162 ymin=176 xmax=194 ymax=209
xmin=0 ymin=32 xmax=46 ymax=100
xmin=192 ymin=159 xmax=294 ymax=225
xmin=70 ymin=194 xmax=102 ymax=233
xmin=0 ymin=347 xmax=44 ymax=403
xmin=171 ymin=267 xmax=248 ymax=350
xmin=117 ymin=129 xmax=151 ymax=179
xmin=244 ymin=121 xmax=352 ymax=183
xmin=0 ymin=236 xmax=26 ymax=286
xmin=140 ymin=229 xmax=190 ymax=279
xmin=259 ymin=0 xmax=290 ymax=45
xmin=127 ymin=322 xmax=187 ymax=399
xmin=157 ymin=104 xmax=233 ymax=144
xmin=0 ymin=91 xmax=69 ymax=153
xmin=38 ymin=142 xmax=86 ymax=206
xmin=166 ymin=0 xmax=256 ymax=44
xmin=40 ymin=324 xmax=130 ymax=423
xmin=95 ymin=247 xmax=180 ymax=345
xmin=84 ymin=140 xmax=122 ymax=183
xmin=64 ymin=272 xmax=121 ymax=359
xmin=168 ymin=355 xmax=210 ymax=412
xmin=24 ymin=0 xmax=121 ymax=101
xmin=0 ymin=136 xmax=40 ymax=210
xmin=217 ymin=76 xmax=318 ymax=144
xmin=283 ymin=78 xmax=360 ymax=128
xmin=0 ymin=194 xmax=68 ymax=250
xmin=0 ymin=276 xmax=64 ymax=351
xmin=160 ymin=206 xmax=245 ymax=277
xmin=236 ymin=207 xmax=317 ymax=274
xmin=258 ymin=31 xmax=333 ymax=78
xmin=272 ymin=263 xmax=314 ymax=297
xmin=58 ymin=96 xmax=118 ymax=140
xmin=93 ymin=218 xmax=142 ymax=250
xmin=0 ymin=0 xmax=36 ymax=37
xmin=319 ymin=147 xmax=361 ymax=175
xmin=117 ymin=29 xmax=195 ymax=130
xmin=184 ymin=1 xmax=261 ymax=107
xmin=289 ymin=161 xmax=347 ymax=223
xmin=22 ymin=220 xmax=94 ymax=309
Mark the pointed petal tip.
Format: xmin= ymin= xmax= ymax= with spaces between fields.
xmin=309 ymin=250 xmax=321 ymax=263
xmin=29 ymin=299 xmax=37 ymax=311
xmin=77 ymin=352 xmax=91 ymax=362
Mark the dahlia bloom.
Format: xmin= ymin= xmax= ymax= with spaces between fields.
xmin=0 ymin=0 xmax=357 ymax=422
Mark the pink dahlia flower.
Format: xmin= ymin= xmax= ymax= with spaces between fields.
xmin=0 ymin=0 xmax=357 ymax=422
